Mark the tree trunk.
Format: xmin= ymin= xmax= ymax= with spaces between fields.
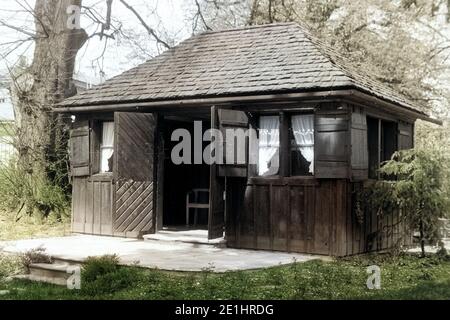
xmin=10 ymin=0 xmax=87 ymax=216
xmin=419 ymin=220 xmax=426 ymax=258
xmin=13 ymin=0 xmax=87 ymax=189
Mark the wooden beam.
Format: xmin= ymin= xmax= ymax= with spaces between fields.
xmin=279 ymin=112 xmax=289 ymax=177
xmin=56 ymin=88 xmax=440 ymax=124
xmin=55 ymin=90 xmax=356 ymax=113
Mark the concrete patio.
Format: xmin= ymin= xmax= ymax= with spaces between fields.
xmin=0 ymin=234 xmax=324 ymax=272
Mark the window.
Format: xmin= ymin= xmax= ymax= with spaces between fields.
xmin=290 ymin=114 xmax=314 ymax=175
xmin=381 ymin=121 xmax=398 ymax=162
xmin=258 ymin=115 xmax=280 ymax=176
xmin=367 ymin=117 xmax=398 ymax=179
xmin=100 ymin=122 xmax=114 ymax=173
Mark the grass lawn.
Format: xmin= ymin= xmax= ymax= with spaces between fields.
xmin=0 ymin=253 xmax=449 ymax=300
xmin=0 ymin=211 xmax=70 ymax=241
xmin=0 ymin=210 xmax=448 ymax=300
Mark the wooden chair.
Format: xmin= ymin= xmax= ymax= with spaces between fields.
xmin=186 ymin=189 xmax=210 ymax=227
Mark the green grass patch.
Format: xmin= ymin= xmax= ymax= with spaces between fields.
xmin=0 ymin=210 xmax=70 ymax=241
xmin=0 ymin=253 xmax=449 ymax=300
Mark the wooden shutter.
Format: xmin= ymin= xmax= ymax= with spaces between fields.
xmin=217 ymin=109 xmax=249 ymax=177
xmin=314 ymin=104 xmax=350 ymax=179
xmin=70 ymin=120 xmax=90 ymax=177
xmin=114 ymin=112 xmax=156 ymax=181
xmin=398 ymin=121 xmax=414 ymax=150
xmin=350 ymin=107 xmax=368 ymax=180
xmin=113 ymin=112 xmax=157 ymax=237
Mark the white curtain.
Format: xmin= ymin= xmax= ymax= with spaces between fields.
xmin=258 ymin=116 xmax=280 ymax=176
xmin=100 ymin=122 xmax=114 ymax=173
xmin=291 ymin=114 xmax=314 ymax=174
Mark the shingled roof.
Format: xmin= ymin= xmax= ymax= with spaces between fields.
xmin=59 ymin=22 xmax=426 ymax=115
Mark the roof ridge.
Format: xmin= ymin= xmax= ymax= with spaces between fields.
xmin=199 ymin=22 xmax=298 ymax=35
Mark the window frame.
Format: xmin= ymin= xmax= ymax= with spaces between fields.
xmin=256 ymin=114 xmax=281 ymax=177
xmin=288 ymin=112 xmax=315 ymax=177
xmin=90 ymin=118 xmax=114 ymax=176
xmin=367 ymin=116 xmax=399 ymax=180
xmin=254 ymin=111 xmax=316 ymax=179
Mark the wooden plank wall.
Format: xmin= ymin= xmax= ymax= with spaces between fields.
xmin=72 ymin=176 xmax=114 ymax=236
xmin=226 ymin=178 xmax=348 ymax=256
xmin=226 ymin=178 xmax=411 ymax=256
xmin=345 ymin=182 xmax=410 ymax=255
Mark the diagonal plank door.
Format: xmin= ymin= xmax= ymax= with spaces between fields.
xmin=113 ymin=112 xmax=157 ymax=238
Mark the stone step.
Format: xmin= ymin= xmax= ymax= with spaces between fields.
xmin=11 ymin=259 xmax=83 ymax=287
xmin=143 ymin=230 xmax=226 ymax=247
xmin=28 ymin=263 xmax=73 ymax=280
xmin=52 ymin=257 xmax=83 ymax=266
xmin=13 ymin=274 xmax=68 ymax=286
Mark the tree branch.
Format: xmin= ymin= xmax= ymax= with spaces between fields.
xmin=119 ymin=0 xmax=171 ymax=50
xmin=0 ymin=19 xmax=36 ymax=38
xmin=194 ymin=0 xmax=212 ymax=31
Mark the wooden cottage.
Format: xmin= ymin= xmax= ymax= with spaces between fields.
xmin=56 ymin=23 xmax=438 ymax=256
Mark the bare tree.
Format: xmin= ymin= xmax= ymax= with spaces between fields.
xmin=0 ymin=0 xmax=175 ymax=216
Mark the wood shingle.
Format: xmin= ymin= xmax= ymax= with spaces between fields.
xmin=59 ymin=23 xmax=426 ymax=115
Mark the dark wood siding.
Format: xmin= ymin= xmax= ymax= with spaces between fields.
xmin=226 ymin=178 xmax=410 ymax=256
xmin=345 ymin=182 xmax=411 ymax=255
xmin=226 ymin=177 xmax=348 ymax=256
xmin=71 ymin=175 xmax=114 ymax=235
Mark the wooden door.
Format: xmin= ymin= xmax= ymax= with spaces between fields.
xmin=113 ymin=112 xmax=157 ymax=238
xmin=208 ymin=107 xmax=250 ymax=239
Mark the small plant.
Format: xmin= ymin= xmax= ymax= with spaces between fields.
xmin=82 ymin=255 xmax=120 ymax=283
xmin=367 ymin=149 xmax=449 ymax=257
xmin=81 ymin=255 xmax=140 ymax=296
xmin=20 ymin=247 xmax=53 ymax=269
xmin=0 ymin=252 xmax=24 ymax=283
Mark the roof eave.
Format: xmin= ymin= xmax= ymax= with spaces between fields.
xmin=54 ymin=88 xmax=442 ymax=125
xmin=53 ymin=89 xmax=355 ymax=113
xmin=347 ymin=89 xmax=442 ymax=125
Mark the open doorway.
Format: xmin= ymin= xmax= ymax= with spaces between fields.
xmin=162 ymin=119 xmax=211 ymax=230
